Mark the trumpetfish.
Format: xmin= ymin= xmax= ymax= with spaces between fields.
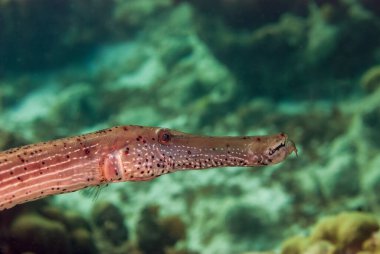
xmin=0 ymin=126 xmax=297 ymax=211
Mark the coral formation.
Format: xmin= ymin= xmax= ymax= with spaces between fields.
xmin=0 ymin=129 xmax=26 ymax=151
xmin=187 ymin=0 xmax=380 ymax=99
xmin=281 ymin=235 xmax=309 ymax=254
xmin=136 ymin=205 xmax=186 ymax=254
xmin=2 ymin=0 xmax=380 ymax=253
xmin=224 ymin=204 xmax=268 ymax=238
xmin=71 ymin=228 xmax=98 ymax=254
xmin=361 ymin=66 xmax=380 ymax=93
xmin=280 ymin=212 xmax=379 ymax=254
xmin=9 ymin=213 xmax=70 ymax=254
xmin=0 ymin=203 xmax=98 ymax=254
xmin=92 ymin=201 xmax=129 ymax=246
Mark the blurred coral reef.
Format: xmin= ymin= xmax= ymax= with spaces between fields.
xmin=1 ymin=0 xmax=380 ymax=253
xmin=281 ymin=212 xmax=380 ymax=254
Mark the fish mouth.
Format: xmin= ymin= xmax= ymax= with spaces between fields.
xmin=268 ymin=137 xmax=297 ymax=158
xmin=268 ymin=141 xmax=286 ymax=156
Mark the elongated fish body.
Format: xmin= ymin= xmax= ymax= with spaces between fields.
xmin=0 ymin=126 xmax=297 ymax=211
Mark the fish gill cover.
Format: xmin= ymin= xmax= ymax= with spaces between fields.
xmin=0 ymin=0 xmax=380 ymax=254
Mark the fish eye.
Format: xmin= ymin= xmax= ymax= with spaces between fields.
xmin=158 ymin=129 xmax=171 ymax=144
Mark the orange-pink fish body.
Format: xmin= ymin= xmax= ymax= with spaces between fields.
xmin=0 ymin=126 xmax=297 ymax=211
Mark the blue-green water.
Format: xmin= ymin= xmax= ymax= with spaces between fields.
xmin=1 ymin=1 xmax=380 ymax=254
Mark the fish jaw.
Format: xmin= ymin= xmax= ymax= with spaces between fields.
xmin=246 ymin=133 xmax=297 ymax=166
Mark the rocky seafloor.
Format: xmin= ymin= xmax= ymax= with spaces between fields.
xmin=1 ymin=0 xmax=380 ymax=253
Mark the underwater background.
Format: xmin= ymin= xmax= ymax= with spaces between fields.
xmin=1 ymin=0 xmax=380 ymax=253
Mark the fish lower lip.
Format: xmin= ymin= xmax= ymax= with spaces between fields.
xmin=269 ymin=142 xmax=285 ymax=155
xmin=274 ymin=142 xmax=285 ymax=151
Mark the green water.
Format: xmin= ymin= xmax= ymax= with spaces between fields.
xmin=1 ymin=1 xmax=380 ymax=254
